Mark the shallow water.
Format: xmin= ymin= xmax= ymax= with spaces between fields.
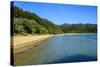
xmin=14 ymin=34 xmax=97 ymax=65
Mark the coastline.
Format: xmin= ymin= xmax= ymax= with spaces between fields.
xmin=12 ymin=33 xmax=96 ymax=54
xmin=12 ymin=35 xmax=54 ymax=54
xmin=56 ymin=33 xmax=97 ymax=36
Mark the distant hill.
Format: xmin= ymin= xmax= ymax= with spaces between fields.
xmin=59 ymin=23 xmax=97 ymax=33
xmin=11 ymin=6 xmax=97 ymax=35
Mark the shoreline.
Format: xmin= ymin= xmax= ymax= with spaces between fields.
xmin=12 ymin=35 xmax=54 ymax=54
xmin=12 ymin=33 xmax=96 ymax=54
xmin=56 ymin=33 xmax=97 ymax=36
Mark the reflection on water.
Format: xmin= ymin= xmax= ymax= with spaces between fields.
xmin=14 ymin=34 xmax=97 ymax=65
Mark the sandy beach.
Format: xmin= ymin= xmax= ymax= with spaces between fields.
xmin=12 ymin=35 xmax=54 ymax=54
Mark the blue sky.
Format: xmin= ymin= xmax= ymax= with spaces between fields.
xmin=13 ymin=1 xmax=97 ymax=25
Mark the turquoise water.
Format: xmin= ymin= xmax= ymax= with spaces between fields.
xmin=15 ymin=34 xmax=97 ymax=65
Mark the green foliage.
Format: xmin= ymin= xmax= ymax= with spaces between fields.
xmin=13 ymin=18 xmax=49 ymax=35
xmin=13 ymin=18 xmax=27 ymax=35
xmin=12 ymin=6 xmax=97 ymax=35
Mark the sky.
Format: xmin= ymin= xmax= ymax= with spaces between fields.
xmin=12 ymin=1 xmax=97 ymax=25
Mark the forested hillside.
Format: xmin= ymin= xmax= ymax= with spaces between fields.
xmin=12 ymin=6 xmax=63 ymax=35
xmin=59 ymin=23 xmax=97 ymax=33
xmin=11 ymin=6 xmax=97 ymax=35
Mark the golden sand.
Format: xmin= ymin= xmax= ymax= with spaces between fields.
xmin=12 ymin=35 xmax=54 ymax=54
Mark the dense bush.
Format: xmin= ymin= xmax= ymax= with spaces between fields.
xmin=13 ymin=18 xmax=49 ymax=35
